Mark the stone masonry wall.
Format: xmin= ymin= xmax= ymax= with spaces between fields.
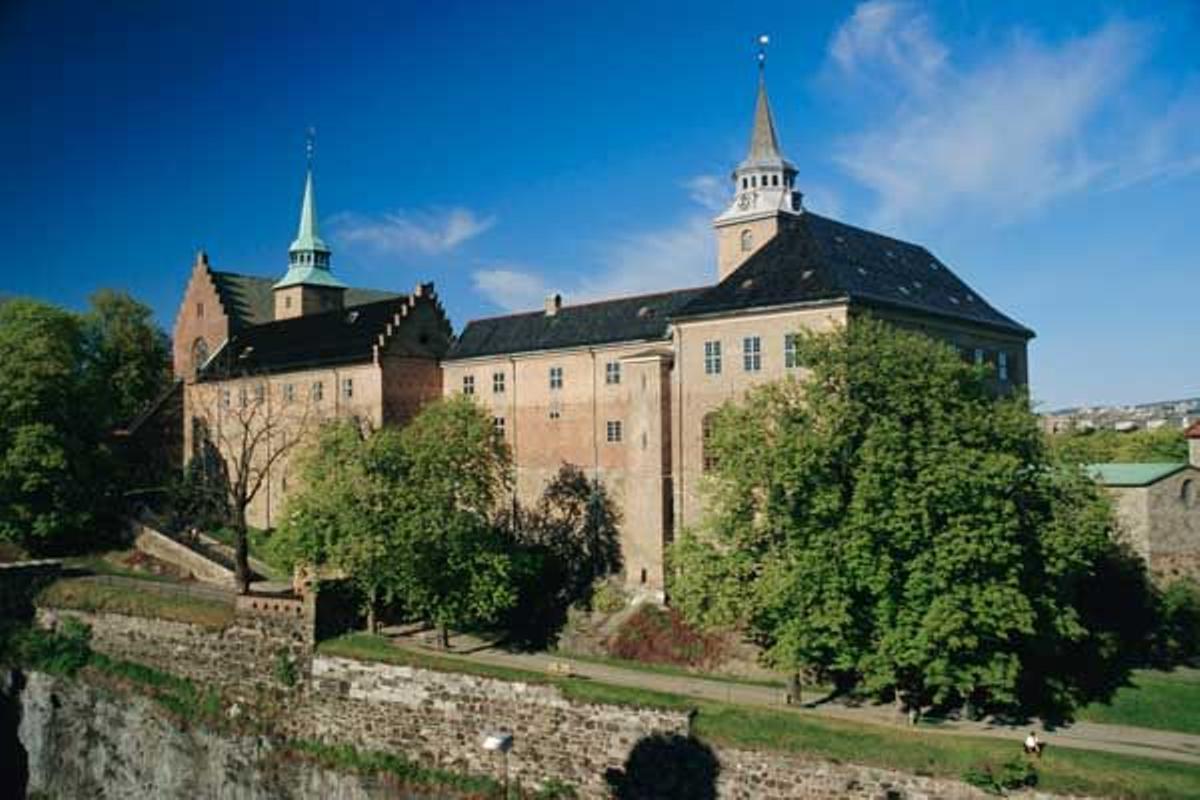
xmin=35 ymin=606 xmax=311 ymax=698
xmin=27 ymin=604 xmax=1097 ymax=799
xmin=290 ymin=655 xmax=691 ymax=797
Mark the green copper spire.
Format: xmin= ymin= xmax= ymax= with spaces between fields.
xmin=275 ymin=153 xmax=346 ymax=290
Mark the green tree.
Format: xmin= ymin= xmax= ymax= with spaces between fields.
xmin=1049 ymin=428 xmax=1188 ymax=465
xmin=0 ymin=300 xmax=97 ymax=550
xmin=81 ymin=289 xmax=172 ymax=428
xmin=273 ymin=398 xmax=522 ymax=641
xmin=671 ymin=318 xmax=1146 ymax=719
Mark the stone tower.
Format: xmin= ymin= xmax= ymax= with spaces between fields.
xmin=712 ymin=58 xmax=803 ymax=281
xmin=273 ymin=161 xmax=347 ymax=320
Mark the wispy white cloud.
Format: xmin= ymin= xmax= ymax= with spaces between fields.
xmin=471 ymin=175 xmax=717 ymax=312
xmin=330 ymin=207 xmax=495 ymax=256
xmin=829 ymin=0 xmax=947 ymax=95
xmin=471 ymin=267 xmax=551 ymax=313
xmin=826 ymin=4 xmax=1199 ymax=228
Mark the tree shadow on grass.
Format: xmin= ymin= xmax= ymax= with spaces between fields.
xmin=604 ymin=733 xmax=720 ymax=800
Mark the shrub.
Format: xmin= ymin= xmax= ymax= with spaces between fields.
xmin=0 ymin=618 xmax=92 ymax=676
xmin=1156 ymin=580 xmax=1200 ymax=666
xmin=962 ymin=758 xmax=1037 ymax=795
xmin=590 ymin=580 xmax=627 ymax=614
xmin=607 ymin=605 xmax=725 ymax=669
xmin=274 ymin=648 xmax=299 ymax=688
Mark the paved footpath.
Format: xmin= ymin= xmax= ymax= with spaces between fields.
xmin=383 ymin=633 xmax=1200 ymax=767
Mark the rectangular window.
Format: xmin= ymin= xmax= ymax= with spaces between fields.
xmin=549 ymin=401 xmax=561 ymax=420
xmin=493 ymin=372 xmax=505 ymax=394
xmin=998 ymin=352 xmax=1009 ymax=382
xmin=493 ymin=416 xmax=505 ymax=436
xmin=342 ymin=378 xmax=353 ymax=399
xmin=238 ymin=386 xmax=248 ymax=407
xmin=462 ymin=375 xmax=475 ymax=395
xmin=784 ymin=334 xmax=800 ymax=369
xmin=704 ymin=341 xmax=722 ymax=375
xmin=605 ymin=361 xmax=621 ymax=385
xmin=283 ymin=383 xmax=295 ymax=403
xmin=743 ymin=336 xmax=762 ymax=372
xmin=606 ymin=420 xmax=623 ymax=443
xmin=221 ymin=388 xmax=231 ymax=408
xmin=312 ymin=381 xmax=323 ymax=402
xmin=549 ymin=366 xmax=563 ymax=390
xmin=974 ymin=348 xmax=985 ymax=366
xmin=254 ymin=383 xmax=265 ymax=403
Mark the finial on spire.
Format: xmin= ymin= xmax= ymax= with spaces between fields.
xmin=305 ymin=126 xmax=316 ymax=168
xmin=757 ymin=34 xmax=769 ymax=72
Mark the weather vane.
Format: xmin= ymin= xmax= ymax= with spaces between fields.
xmin=305 ymin=126 xmax=316 ymax=167
xmin=757 ymin=34 xmax=769 ymax=71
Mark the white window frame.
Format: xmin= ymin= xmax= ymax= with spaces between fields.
xmin=606 ymin=420 xmax=623 ymax=443
xmin=743 ymin=336 xmax=762 ymax=372
xmin=342 ymin=377 xmax=353 ymax=400
xmin=493 ymin=371 xmax=505 ymax=394
xmin=998 ymin=352 xmax=1009 ymax=382
xmin=549 ymin=366 xmax=563 ymax=390
xmin=704 ymin=340 xmax=722 ymax=375
xmin=462 ymin=374 xmax=475 ymax=395
xmin=784 ymin=334 xmax=800 ymax=369
xmin=311 ymin=381 xmax=323 ymax=402
xmin=605 ymin=361 xmax=621 ymax=385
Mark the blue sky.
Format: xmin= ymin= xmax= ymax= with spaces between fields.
xmin=3 ymin=0 xmax=1198 ymax=410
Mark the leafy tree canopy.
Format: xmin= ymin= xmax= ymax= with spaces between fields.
xmin=0 ymin=294 xmax=169 ymax=551
xmin=671 ymin=318 xmax=1150 ymax=719
xmin=1048 ymin=427 xmax=1188 ymax=465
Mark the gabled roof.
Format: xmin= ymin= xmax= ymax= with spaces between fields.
xmin=201 ymin=289 xmax=448 ymax=377
xmin=1087 ymin=462 xmax=1189 ymax=487
xmin=675 ymin=213 xmax=1033 ymax=337
xmin=1186 ymin=420 xmax=1200 ymax=439
xmin=448 ymin=288 xmax=709 ymax=360
xmin=210 ymin=271 xmax=398 ymax=330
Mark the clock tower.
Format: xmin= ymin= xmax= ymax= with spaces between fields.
xmin=713 ymin=46 xmax=803 ymax=281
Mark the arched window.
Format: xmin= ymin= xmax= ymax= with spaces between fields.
xmin=702 ymin=412 xmax=719 ymax=473
xmin=1183 ymin=479 xmax=1195 ymax=508
xmin=740 ymin=229 xmax=754 ymax=252
xmin=191 ymin=338 xmax=209 ymax=375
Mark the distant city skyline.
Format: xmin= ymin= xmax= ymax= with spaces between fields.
xmin=3 ymin=0 xmax=1198 ymax=409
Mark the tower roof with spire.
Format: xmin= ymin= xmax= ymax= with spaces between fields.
xmin=739 ymin=71 xmax=794 ymax=172
xmin=275 ymin=164 xmax=346 ymax=290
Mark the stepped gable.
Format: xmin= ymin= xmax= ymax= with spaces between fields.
xmin=449 ymin=287 xmax=709 ymax=360
xmin=677 ymin=212 xmax=1033 ymax=337
xmin=201 ymin=284 xmax=448 ymax=376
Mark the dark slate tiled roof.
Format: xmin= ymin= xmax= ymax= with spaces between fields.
xmin=202 ymin=294 xmax=440 ymax=377
xmin=676 ymin=213 xmax=1033 ymax=337
xmin=211 ymin=271 xmax=399 ymax=330
xmin=448 ymin=288 xmax=709 ymax=360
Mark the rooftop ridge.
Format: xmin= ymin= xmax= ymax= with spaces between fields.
xmin=462 ymin=285 xmax=713 ymax=325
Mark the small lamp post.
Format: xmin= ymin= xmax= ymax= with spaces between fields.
xmin=482 ymin=730 xmax=514 ymax=798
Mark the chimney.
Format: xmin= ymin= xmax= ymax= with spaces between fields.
xmin=1186 ymin=420 xmax=1200 ymax=468
xmin=545 ymin=293 xmax=563 ymax=317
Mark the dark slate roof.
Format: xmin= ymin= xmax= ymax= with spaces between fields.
xmin=675 ymin=213 xmax=1033 ymax=337
xmin=448 ymin=288 xmax=709 ymax=360
xmin=202 ymin=294 xmax=432 ymax=376
xmin=211 ymin=271 xmax=399 ymax=330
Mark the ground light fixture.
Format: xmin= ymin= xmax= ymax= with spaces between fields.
xmin=482 ymin=731 xmax=514 ymax=796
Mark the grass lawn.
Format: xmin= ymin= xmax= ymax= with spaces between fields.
xmin=552 ymin=648 xmax=789 ymax=690
xmin=1077 ymin=668 xmax=1200 ymax=735
xmin=204 ymin=527 xmax=288 ymax=580
xmin=37 ymin=578 xmax=235 ymax=630
xmin=322 ymin=633 xmax=1200 ymax=800
xmin=63 ymin=551 xmax=184 ymax=584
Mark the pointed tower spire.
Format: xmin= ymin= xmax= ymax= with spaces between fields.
xmin=711 ymin=35 xmax=803 ymax=281
xmin=274 ymin=130 xmax=346 ymax=319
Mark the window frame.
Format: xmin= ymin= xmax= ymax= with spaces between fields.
xmin=784 ymin=333 xmax=800 ymax=369
xmin=606 ymin=420 xmax=623 ymax=443
xmin=704 ymin=340 xmax=722 ymax=375
xmin=743 ymin=335 xmax=762 ymax=372
xmin=462 ymin=374 xmax=475 ymax=395
xmin=549 ymin=366 xmax=563 ymax=391
xmin=492 ymin=371 xmax=506 ymax=394
xmin=605 ymin=361 xmax=621 ymax=385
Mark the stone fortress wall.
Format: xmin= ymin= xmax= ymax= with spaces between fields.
xmin=26 ymin=595 xmax=1095 ymax=800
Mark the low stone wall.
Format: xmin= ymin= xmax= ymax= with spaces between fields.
xmin=35 ymin=606 xmax=310 ymax=698
xmin=0 ymin=560 xmax=61 ymax=621
xmin=133 ymin=522 xmax=235 ymax=587
xmin=292 ymin=655 xmax=691 ymax=796
xmin=28 ymin=605 xmax=1098 ymax=799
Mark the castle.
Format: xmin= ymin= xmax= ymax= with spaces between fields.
xmin=174 ymin=68 xmax=1033 ymax=597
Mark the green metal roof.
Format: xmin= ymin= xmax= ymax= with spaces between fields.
xmin=288 ymin=169 xmax=330 ymax=255
xmin=273 ymin=265 xmax=347 ymax=290
xmin=1086 ymin=462 xmax=1188 ymax=487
